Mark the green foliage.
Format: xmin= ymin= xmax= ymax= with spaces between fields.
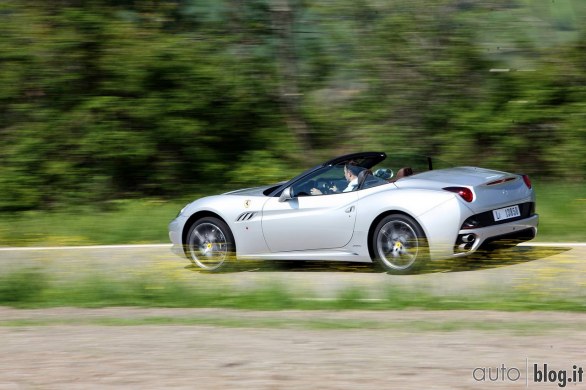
xmin=0 ymin=268 xmax=47 ymax=304
xmin=227 ymin=150 xmax=291 ymax=187
xmin=533 ymin=181 xmax=586 ymax=241
xmin=0 ymin=0 xmax=584 ymax=211
xmin=0 ymin=0 xmax=284 ymax=210
xmin=0 ymin=199 xmax=188 ymax=246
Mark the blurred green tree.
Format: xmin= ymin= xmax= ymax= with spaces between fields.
xmin=0 ymin=0 xmax=584 ymax=210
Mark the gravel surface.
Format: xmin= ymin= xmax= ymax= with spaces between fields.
xmin=1 ymin=308 xmax=586 ymax=389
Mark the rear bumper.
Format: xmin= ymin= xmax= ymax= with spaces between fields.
xmin=452 ymin=214 xmax=539 ymax=257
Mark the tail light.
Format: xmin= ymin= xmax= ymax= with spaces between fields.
xmin=443 ymin=187 xmax=474 ymax=202
xmin=522 ymin=174 xmax=532 ymax=189
xmin=485 ymin=177 xmax=516 ymax=186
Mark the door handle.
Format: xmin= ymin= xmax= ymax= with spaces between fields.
xmin=345 ymin=206 xmax=355 ymax=213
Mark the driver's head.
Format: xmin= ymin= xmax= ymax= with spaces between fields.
xmin=344 ymin=163 xmax=362 ymax=181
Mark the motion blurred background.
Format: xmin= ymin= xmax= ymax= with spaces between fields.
xmin=0 ymin=0 xmax=584 ymax=227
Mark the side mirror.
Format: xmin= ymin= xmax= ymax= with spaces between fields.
xmin=278 ymin=187 xmax=293 ymax=202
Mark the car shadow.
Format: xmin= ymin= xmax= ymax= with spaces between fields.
xmin=184 ymin=245 xmax=571 ymax=274
xmin=185 ymin=260 xmax=383 ymax=273
xmin=422 ymin=245 xmax=571 ymax=274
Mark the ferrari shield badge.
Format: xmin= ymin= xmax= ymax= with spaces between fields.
xmin=244 ymin=200 xmax=251 ymax=208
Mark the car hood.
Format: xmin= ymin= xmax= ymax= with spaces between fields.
xmin=223 ymin=184 xmax=276 ymax=197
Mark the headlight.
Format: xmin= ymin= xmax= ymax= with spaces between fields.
xmin=177 ymin=204 xmax=188 ymax=217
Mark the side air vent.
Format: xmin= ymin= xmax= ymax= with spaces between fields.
xmin=236 ymin=212 xmax=257 ymax=222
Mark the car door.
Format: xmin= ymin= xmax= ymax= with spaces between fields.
xmin=261 ymin=191 xmax=358 ymax=253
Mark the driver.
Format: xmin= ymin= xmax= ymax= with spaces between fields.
xmin=310 ymin=163 xmax=362 ymax=195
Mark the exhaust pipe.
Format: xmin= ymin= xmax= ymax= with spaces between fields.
xmin=461 ymin=234 xmax=476 ymax=243
xmin=455 ymin=233 xmax=478 ymax=253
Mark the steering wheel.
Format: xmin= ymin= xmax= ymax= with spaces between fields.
xmin=294 ymin=180 xmax=316 ymax=197
xmin=315 ymin=179 xmax=332 ymax=195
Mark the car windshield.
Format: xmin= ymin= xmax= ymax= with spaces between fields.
xmin=290 ymin=164 xmax=348 ymax=196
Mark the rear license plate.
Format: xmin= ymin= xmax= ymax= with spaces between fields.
xmin=493 ymin=205 xmax=521 ymax=221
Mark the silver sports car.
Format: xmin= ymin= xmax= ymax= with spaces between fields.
xmin=168 ymin=152 xmax=538 ymax=274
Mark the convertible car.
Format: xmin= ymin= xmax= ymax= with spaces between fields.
xmin=168 ymin=152 xmax=538 ymax=274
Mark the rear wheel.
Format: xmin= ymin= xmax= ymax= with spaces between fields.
xmin=185 ymin=217 xmax=235 ymax=271
xmin=372 ymin=214 xmax=429 ymax=274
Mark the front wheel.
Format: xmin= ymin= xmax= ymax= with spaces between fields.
xmin=371 ymin=214 xmax=429 ymax=274
xmin=185 ymin=217 xmax=236 ymax=271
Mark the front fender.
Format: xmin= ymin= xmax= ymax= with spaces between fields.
xmin=181 ymin=195 xmax=270 ymax=256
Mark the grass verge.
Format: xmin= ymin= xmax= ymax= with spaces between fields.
xmin=1 ymin=266 xmax=585 ymax=312
xmin=0 ymin=315 xmax=580 ymax=333
xmin=0 ymin=181 xmax=584 ymax=247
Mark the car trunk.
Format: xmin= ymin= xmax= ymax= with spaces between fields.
xmin=394 ymin=167 xmax=533 ymax=214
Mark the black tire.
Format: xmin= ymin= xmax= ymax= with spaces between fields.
xmin=184 ymin=217 xmax=236 ymax=272
xmin=371 ymin=214 xmax=429 ymax=275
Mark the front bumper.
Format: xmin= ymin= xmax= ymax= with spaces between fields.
xmin=168 ymin=216 xmax=187 ymax=257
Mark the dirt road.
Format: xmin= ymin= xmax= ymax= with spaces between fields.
xmin=1 ymin=308 xmax=585 ymax=389
xmin=1 ymin=244 xmax=585 ymax=388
